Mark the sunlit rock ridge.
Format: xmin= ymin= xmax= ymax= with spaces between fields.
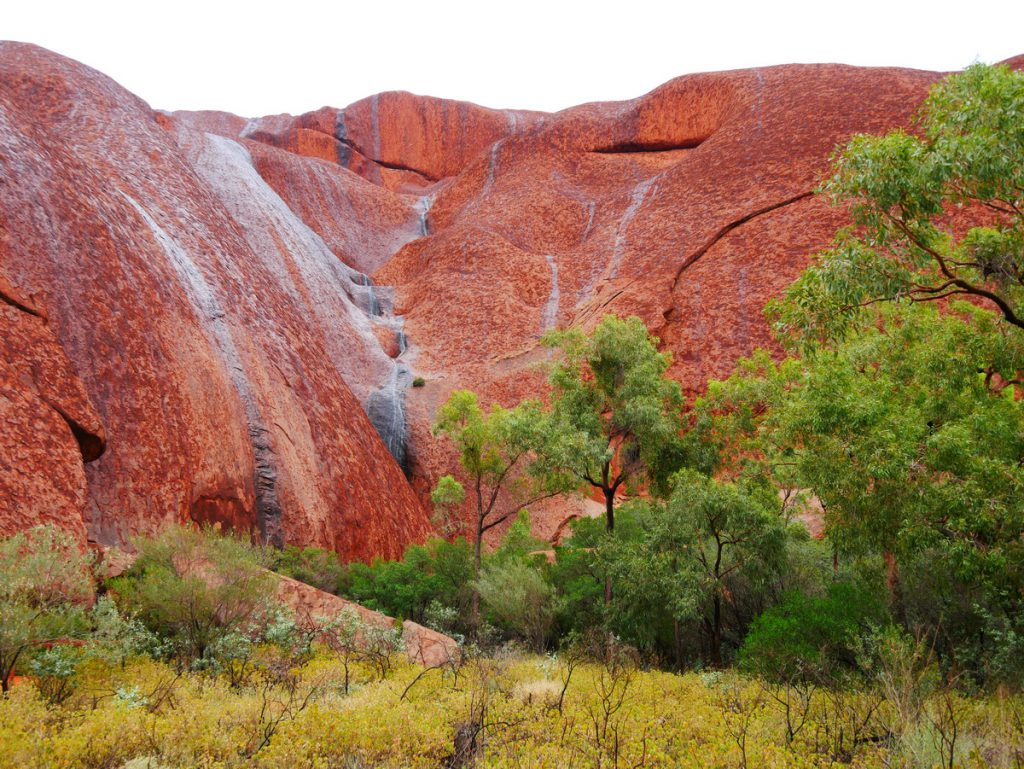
xmin=3 ymin=42 xmax=1016 ymax=556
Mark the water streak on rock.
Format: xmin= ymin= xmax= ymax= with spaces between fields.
xmin=542 ymin=254 xmax=560 ymax=332
xmin=608 ymin=177 xmax=657 ymax=280
xmin=121 ymin=193 xmax=284 ymax=544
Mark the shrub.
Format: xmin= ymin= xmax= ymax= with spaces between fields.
xmin=108 ymin=525 xmax=278 ymax=670
xmin=479 ymin=560 xmax=554 ymax=652
xmin=342 ymin=537 xmax=473 ymax=630
xmin=739 ymin=581 xmax=889 ymax=684
xmin=0 ymin=525 xmax=93 ymax=692
xmin=270 ymin=545 xmax=344 ymax=594
xmin=412 ymin=376 xmax=426 ymax=387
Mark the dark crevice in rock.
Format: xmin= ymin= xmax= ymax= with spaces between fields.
xmin=669 ymin=191 xmax=815 ymax=294
xmin=372 ymin=157 xmax=439 ymax=182
xmin=591 ymin=138 xmax=707 ymax=154
xmin=334 ymin=132 xmax=440 ymax=183
xmin=48 ymin=401 xmax=105 ymax=462
xmin=0 ymin=286 xmax=44 ymax=319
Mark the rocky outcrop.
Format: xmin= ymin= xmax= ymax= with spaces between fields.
xmin=3 ymin=41 xmax=1015 ymax=553
xmin=275 ymin=574 xmax=459 ymax=667
xmin=0 ymin=43 xmax=431 ymax=559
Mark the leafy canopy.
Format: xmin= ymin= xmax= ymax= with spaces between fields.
xmin=539 ymin=315 xmax=686 ymax=526
xmin=108 ymin=525 xmax=277 ymax=668
xmin=773 ymin=63 xmax=1024 ymax=346
xmin=0 ymin=525 xmax=93 ymax=692
xmin=431 ymin=390 xmax=572 ymax=539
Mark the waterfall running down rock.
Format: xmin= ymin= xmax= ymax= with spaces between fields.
xmin=482 ymin=139 xmax=505 ymax=199
xmin=542 ymin=254 xmax=560 ymax=332
xmin=417 ymin=194 xmax=433 ymax=237
xmin=191 ymin=134 xmax=415 ymax=472
xmin=357 ymin=273 xmax=382 ymax=316
xmin=366 ymin=362 xmax=412 ymax=474
xmin=581 ymin=200 xmax=597 ymax=243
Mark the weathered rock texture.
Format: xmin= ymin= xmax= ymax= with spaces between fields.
xmin=0 ymin=43 xmax=430 ymax=559
xmin=3 ymin=42 xmax=1016 ymax=552
xmin=276 ymin=574 xmax=459 ymax=667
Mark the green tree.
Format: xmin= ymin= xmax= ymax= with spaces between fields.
xmin=539 ymin=316 xmax=686 ymax=536
xmin=431 ymin=390 xmax=573 ymax=629
xmin=661 ymin=471 xmax=786 ymax=666
xmin=740 ymin=581 xmax=888 ymax=684
xmin=704 ymin=303 xmax=1024 ymax=681
xmin=0 ymin=526 xmax=93 ymax=692
xmin=774 ymin=63 xmax=1024 ymax=345
xmin=108 ymin=525 xmax=277 ymax=669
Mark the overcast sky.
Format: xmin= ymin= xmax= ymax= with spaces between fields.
xmin=6 ymin=0 xmax=1024 ymax=117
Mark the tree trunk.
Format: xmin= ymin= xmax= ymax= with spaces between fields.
xmin=471 ymin=523 xmax=483 ymax=635
xmin=673 ymin=617 xmax=683 ymax=670
xmin=603 ymin=485 xmax=615 ymax=604
xmin=710 ymin=593 xmax=723 ymax=667
xmin=884 ymin=551 xmax=906 ymax=625
xmin=604 ymin=486 xmax=615 ymax=533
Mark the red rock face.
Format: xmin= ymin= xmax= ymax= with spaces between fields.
xmin=0 ymin=43 xmax=430 ymax=560
xmin=3 ymin=42 xmax=1013 ymax=553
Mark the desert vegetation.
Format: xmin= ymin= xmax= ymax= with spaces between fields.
xmin=3 ymin=62 xmax=1024 ymax=768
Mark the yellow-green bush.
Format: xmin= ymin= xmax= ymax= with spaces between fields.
xmin=2 ymin=651 xmax=1023 ymax=768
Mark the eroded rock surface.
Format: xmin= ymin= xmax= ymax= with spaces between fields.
xmin=0 ymin=43 xmax=430 ymax=559
xmin=4 ymin=42 xmax=1016 ymax=552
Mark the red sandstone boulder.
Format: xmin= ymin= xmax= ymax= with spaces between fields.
xmin=275 ymin=574 xmax=459 ymax=667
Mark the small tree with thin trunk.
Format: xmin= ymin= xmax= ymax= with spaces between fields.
xmin=538 ymin=315 xmax=686 ymax=601
xmin=540 ymin=315 xmax=685 ymax=532
xmin=667 ymin=470 xmax=786 ymax=666
xmin=432 ymin=390 xmax=573 ymax=632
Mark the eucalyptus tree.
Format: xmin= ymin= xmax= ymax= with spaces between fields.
xmin=773 ymin=63 xmax=1024 ymax=345
xmin=538 ymin=315 xmax=686 ymax=534
xmin=432 ymin=390 xmax=573 ymax=629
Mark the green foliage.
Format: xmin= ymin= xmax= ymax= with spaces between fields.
xmin=0 ymin=525 xmax=93 ymax=692
xmin=269 ymin=544 xmax=344 ymax=594
xmin=412 ymin=376 xmax=426 ymax=387
xmin=740 ymin=582 xmax=889 ymax=683
xmin=547 ymin=483 xmax=791 ymax=666
xmin=478 ymin=560 xmax=554 ymax=651
xmin=432 ymin=389 xmax=574 ymax=630
xmin=772 ymin=63 xmax=1024 ymax=346
xmin=659 ymin=471 xmax=787 ymax=665
xmin=342 ymin=537 xmax=474 ymax=631
xmin=539 ymin=315 xmax=686 ymax=527
xmin=431 ymin=390 xmax=572 ymax=540
xmin=706 ymin=303 xmax=1024 ymax=683
xmin=108 ymin=525 xmax=278 ymax=670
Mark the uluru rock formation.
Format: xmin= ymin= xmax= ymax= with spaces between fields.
xmin=2 ymin=42 xmax=1013 ymax=555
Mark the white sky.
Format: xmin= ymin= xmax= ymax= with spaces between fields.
xmin=5 ymin=0 xmax=1024 ymax=117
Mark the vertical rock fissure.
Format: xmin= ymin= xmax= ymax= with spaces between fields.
xmin=121 ymin=193 xmax=284 ymax=544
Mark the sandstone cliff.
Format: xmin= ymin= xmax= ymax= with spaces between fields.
xmin=2 ymin=42 xmax=1008 ymax=554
